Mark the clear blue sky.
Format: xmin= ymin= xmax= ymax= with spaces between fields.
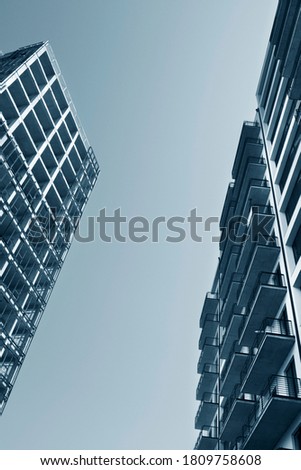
xmin=1 ymin=0 xmax=277 ymax=449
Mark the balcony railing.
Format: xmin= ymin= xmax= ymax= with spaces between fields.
xmin=236 ymin=207 xmax=278 ymax=280
xmin=249 ymin=317 xmax=293 ymax=350
xmin=198 ymin=314 xmax=219 ymax=349
xmin=238 ymin=375 xmax=301 ymax=449
xmin=239 ymin=318 xmax=294 ymax=394
xmin=195 ymin=393 xmax=219 ymax=430
xmin=220 ymin=182 xmax=235 ymax=229
xmin=199 ymin=292 xmax=218 ymax=328
xmin=221 ymin=340 xmax=247 ymax=382
xmin=219 ymin=248 xmax=242 ymax=300
xmin=220 ymin=341 xmax=251 ymax=396
xmin=222 ymin=384 xmax=255 ymax=425
xmin=194 ymin=425 xmax=219 ymax=450
xmin=220 ymin=277 xmax=244 ymax=327
xmin=220 ymin=384 xmax=256 ymax=442
xmin=197 ymin=337 xmax=218 ymax=372
xmin=196 ymin=363 xmax=218 ymax=398
xmin=250 ymin=271 xmax=285 ymax=311
xmin=220 ymin=306 xmax=245 ymax=359
xmin=238 ymin=272 xmax=286 ymax=346
xmin=236 ymin=178 xmax=270 ymax=216
xmin=232 ymin=120 xmax=261 ymax=180
xmin=198 ymin=336 xmax=219 ymax=351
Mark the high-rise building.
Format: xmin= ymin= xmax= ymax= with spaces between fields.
xmin=195 ymin=0 xmax=301 ymax=450
xmin=0 ymin=41 xmax=99 ymax=414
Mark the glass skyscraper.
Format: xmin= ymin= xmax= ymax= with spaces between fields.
xmin=0 ymin=41 xmax=99 ymax=413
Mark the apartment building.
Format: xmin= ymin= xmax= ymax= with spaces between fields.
xmin=0 ymin=42 xmax=99 ymax=413
xmin=195 ymin=0 xmax=301 ymax=450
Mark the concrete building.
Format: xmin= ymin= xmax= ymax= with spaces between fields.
xmin=0 ymin=42 xmax=99 ymax=413
xmin=195 ymin=0 xmax=301 ymax=450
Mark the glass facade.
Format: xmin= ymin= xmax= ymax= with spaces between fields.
xmin=0 ymin=41 xmax=99 ymax=413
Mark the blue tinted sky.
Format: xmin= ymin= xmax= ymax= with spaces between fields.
xmin=1 ymin=0 xmax=276 ymax=449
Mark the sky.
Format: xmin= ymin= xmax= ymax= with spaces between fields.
xmin=1 ymin=0 xmax=277 ymax=450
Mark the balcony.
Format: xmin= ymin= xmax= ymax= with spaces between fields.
xmin=238 ymin=179 xmax=270 ymax=220
xmin=220 ymin=342 xmax=250 ymax=396
xmin=195 ymin=393 xmax=218 ymax=430
xmin=198 ymin=314 xmax=219 ymax=349
xmin=220 ymin=182 xmax=235 ymax=230
xmin=239 ymin=375 xmax=301 ymax=450
xmin=220 ymin=274 xmax=243 ymax=327
xmin=194 ymin=426 xmax=218 ymax=450
xmin=236 ymin=206 xmax=279 ymax=290
xmin=196 ymin=363 xmax=218 ymax=398
xmin=197 ymin=338 xmax=218 ymax=372
xmin=220 ymin=307 xmax=245 ymax=359
xmin=219 ymin=246 xmax=241 ymax=300
xmin=234 ymin=158 xmax=266 ymax=215
xmin=232 ymin=122 xmax=262 ymax=181
xmin=220 ymin=384 xmax=256 ymax=442
xmin=240 ymin=319 xmax=295 ymax=394
xmin=199 ymin=293 xmax=218 ymax=327
xmin=239 ymin=272 xmax=287 ymax=347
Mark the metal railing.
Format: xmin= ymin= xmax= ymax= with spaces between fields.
xmin=238 ymin=271 xmax=286 ymax=341
xmin=197 ymin=340 xmax=219 ymax=373
xmin=221 ymin=341 xmax=250 ymax=383
xmin=220 ymin=306 xmax=245 ymax=351
xmin=194 ymin=426 xmax=219 ymax=449
xmin=195 ymin=393 xmax=219 ymax=427
xmin=249 ymin=271 xmax=285 ymax=313
xmin=237 ymin=229 xmax=278 ymax=279
xmin=201 ymin=313 xmax=219 ymax=328
xmin=218 ymin=247 xmax=242 ymax=292
xmin=221 ymin=383 xmax=255 ymax=428
xmin=196 ymin=364 xmax=218 ymax=397
xmin=238 ymin=375 xmax=301 ymax=448
xmin=200 ymin=337 xmax=219 ymax=349
xmin=240 ymin=318 xmax=294 ymax=386
xmin=199 ymin=315 xmax=219 ymax=349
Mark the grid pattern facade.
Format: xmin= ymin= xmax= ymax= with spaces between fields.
xmin=195 ymin=0 xmax=301 ymax=450
xmin=0 ymin=41 xmax=99 ymax=413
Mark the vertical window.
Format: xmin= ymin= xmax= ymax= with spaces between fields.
xmin=292 ymin=224 xmax=301 ymax=263
xmin=285 ymin=359 xmax=298 ymax=398
xmin=285 ymin=168 xmax=301 ymax=224
xmin=293 ymin=425 xmax=301 ymax=449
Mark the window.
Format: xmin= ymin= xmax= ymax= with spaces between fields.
xmin=273 ymin=101 xmax=295 ymax=161
xmin=292 ymin=224 xmax=301 ymax=263
xmin=285 ymin=168 xmax=301 ymax=224
xmin=293 ymin=425 xmax=301 ymax=449
xmin=279 ymin=124 xmax=301 ymax=192
xmin=285 ymin=359 xmax=298 ymax=398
